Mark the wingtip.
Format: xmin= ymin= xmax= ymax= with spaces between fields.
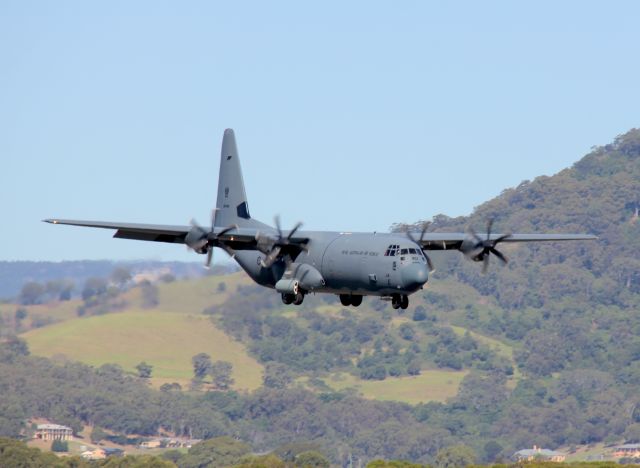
xmin=43 ymin=219 xmax=57 ymax=224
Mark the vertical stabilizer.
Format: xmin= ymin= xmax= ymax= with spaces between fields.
xmin=215 ymin=129 xmax=255 ymax=228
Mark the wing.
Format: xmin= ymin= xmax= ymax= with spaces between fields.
xmin=417 ymin=232 xmax=597 ymax=250
xmin=43 ymin=218 xmax=310 ymax=253
xmin=44 ymin=219 xmax=192 ymax=243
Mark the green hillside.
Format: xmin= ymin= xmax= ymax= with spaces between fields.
xmin=22 ymin=309 xmax=264 ymax=391
xmin=17 ymin=271 xmax=478 ymax=403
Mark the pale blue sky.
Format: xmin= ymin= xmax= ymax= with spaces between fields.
xmin=2 ymin=1 xmax=639 ymax=262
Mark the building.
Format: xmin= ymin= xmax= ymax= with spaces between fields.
xmin=34 ymin=424 xmax=73 ymax=441
xmin=514 ymin=446 xmax=566 ymax=462
xmin=613 ymin=444 xmax=640 ymax=459
xmin=139 ymin=439 xmax=162 ymax=449
xmin=139 ymin=437 xmax=201 ymax=449
xmin=81 ymin=447 xmax=124 ymax=460
xmin=133 ymin=267 xmax=171 ymax=284
xmin=163 ymin=437 xmax=201 ymax=449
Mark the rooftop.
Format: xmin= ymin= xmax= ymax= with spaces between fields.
xmin=515 ymin=448 xmax=563 ymax=457
xmin=36 ymin=424 xmax=72 ymax=431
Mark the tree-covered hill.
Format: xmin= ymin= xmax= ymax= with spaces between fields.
xmin=396 ymin=128 xmax=640 ymax=378
xmin=386 ymin=129 xmax=640 ymax=455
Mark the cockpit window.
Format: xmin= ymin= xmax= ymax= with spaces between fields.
xmin=409 ymin=248 xmax=418 ymax=254
xmin=400 ymin=248 xmax=408 ymax=255
xmin=384 ymin=244 xmax=399 ymax=256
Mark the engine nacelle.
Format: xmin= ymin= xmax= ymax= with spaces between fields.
xmin=285 ymin=263 xmax=325 ymax=291
xmin=275 ymin=279 xmax=299 ymax=294
xmin=460 ymin=237 xmax=483 ymax=261
xmin=185 ymin=227 xmax=208 ymax=254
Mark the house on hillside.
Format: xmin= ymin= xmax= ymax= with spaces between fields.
xmin=139 ymin=437 xmax=201 ymax=449
xmin=133 ymin=267 xmax=171 ymax=284
xmin=140 ymin=439 xmax=162 ymax=449
xmin=34 ymin=424 xmax=73 ymax=441
xmin=81 ymin=447 xmax=124 ymax=460
xmin=514 ymin=446 xmax=566 ymax=462
xmin=613 ymin=444 xmax=640 ymax=459
xmin=164 ymin=437 xmax=201 ymax=448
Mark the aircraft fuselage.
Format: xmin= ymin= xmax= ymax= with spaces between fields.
xmin=233 ymin=231 xmax=429 ymax=297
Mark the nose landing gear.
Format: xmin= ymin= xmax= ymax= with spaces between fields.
xmin=391 ymin=294 xmax=409 ymax=310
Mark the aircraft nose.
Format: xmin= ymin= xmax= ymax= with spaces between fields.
xmin=401 ymin=263 xmax=429 ymax=289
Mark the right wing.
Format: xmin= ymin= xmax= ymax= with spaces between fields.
xmin=43 ymin=218 xmax=310 ymax=254
xmin=44 ymin=219 xmax=192 ymax=244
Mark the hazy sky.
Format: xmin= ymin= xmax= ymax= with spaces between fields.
xmin=2 ymin=1 xmax=639 ymax=262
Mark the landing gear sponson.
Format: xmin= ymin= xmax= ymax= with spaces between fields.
xmin=281 ymin=291 xmax=407 ymax=309
xmin=281 ymin=292 xmax=365 ymax=308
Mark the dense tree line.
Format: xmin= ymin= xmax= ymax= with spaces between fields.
xmin=4 ymin=334 xmax=640 ymax=464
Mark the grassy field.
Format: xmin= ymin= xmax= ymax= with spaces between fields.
xmin=323 ymin=370 xmax=467 ymax=404
xmin=10 ymin=272 xmax=247 ymax=325
xmin=560 ymin=443 xmax=613 ymax=462
xmin=22 ymin=309 xmax=263 ymax=391
xmin=155 ymin=273 xmax=246 ymax=314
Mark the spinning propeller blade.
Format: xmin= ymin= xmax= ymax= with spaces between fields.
xmin=186 ymin=208 xmax=237 ymax=268
xmin=405 ymin=221 xmax=436 ymax=272
xmin=463 ymin=219 xmax=511 ymax=273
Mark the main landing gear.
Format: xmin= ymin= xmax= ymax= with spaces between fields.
xmin=281 ymin=292 xmax=304 ymax=306
xmin=339 ymin=294 xmax=363 ymax=307
xmin=391 ymin=294 xmax=409 ymax=310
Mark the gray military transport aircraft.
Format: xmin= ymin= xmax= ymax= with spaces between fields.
xmin=45 ymin=129 xmax=596 ymax=309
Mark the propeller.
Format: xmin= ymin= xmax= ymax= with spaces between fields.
xmin=256 ymin=216 xmax=307 ymax=268
xmin=405 ymin=221 xmax=435 ymax=272
xmin=462 ymin=219 xmax=511 ymax=273
xmin=185 ymin=209 xmax=237 ymax=268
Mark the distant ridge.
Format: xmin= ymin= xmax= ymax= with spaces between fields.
xmin=0 ymin=260 xmax=237 ymax=300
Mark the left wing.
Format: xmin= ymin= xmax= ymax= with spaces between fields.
xmin=412 ymin=229 xmax=596 ymax=272
xmin=418 ymin=232 xmax=598 ymax=251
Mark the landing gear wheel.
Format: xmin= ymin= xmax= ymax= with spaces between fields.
xmin=400 ymin=294 xmax=409 ymax=310
xmin=391 ymin=294 xmax=401 ymax=309
xmin=293 ymin=291 xmax=305 ymax=305
xmin=339 ymin=294 xmax=351 ymax=306
xmin=281 ymin=293 xmax=294 ymax=305
xmin=350 ymin=295 xmax=363 ymax=307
